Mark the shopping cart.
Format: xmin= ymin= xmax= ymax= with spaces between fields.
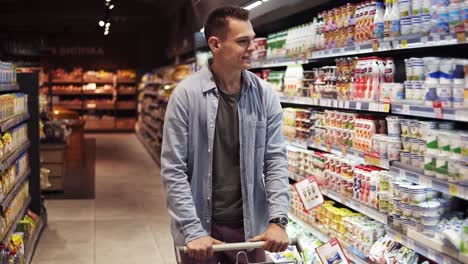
xmin=176 ymin=238 xmax=304 ymax=264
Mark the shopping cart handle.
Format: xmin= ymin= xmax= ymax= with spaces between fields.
xmin=177 ymin=238 xmax=299 ymax=254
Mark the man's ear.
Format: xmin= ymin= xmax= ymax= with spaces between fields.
xmin=208 ymin=36 xmax=220 ymax=52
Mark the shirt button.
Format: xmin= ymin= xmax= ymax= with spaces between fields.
xmin=207 ymin=196 xmax=211 ymax=200
xmin=210 ymin=124 xmax=214 ymax=128
xmin=206 ymin=219 xmax=210 ymax=223
xmin=208 ymin=148 xmax=211 ymax=153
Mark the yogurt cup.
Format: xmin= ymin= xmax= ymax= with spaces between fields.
xmin=393 ymin=198 xmax=402 ymax=215
xmin=412 ymin=81 xmax=424 ymax=100
xmin=393 ymin=214 xmax=401 ymax=230
xmin=400 ymin=119 xmax=411 ymax=137
xmin=438 ymin=131 xmax=452 ymax=156
xmin=420 ymin=201 xmax=441 ymax=217
xmin=410 ymin=186 xmax=427 ymax=205
xmin=423 ymin=84 xmax=438 ymax=106
xmin=386 ymin=116 xmax=402 ymax=136
xmin=400 ymin=151 xmax=412 ymax=165
xmin=409 ymin=120 xmax=421 ymax=138
xmin=421 ymin=215 xmax=440 ymax=225
xmin=411 ymin=153 xmax=421 ymax=168
xmin=423 ymin=57 xmax=441 ymax=83
xmin=379 ymin=192 xmax=389 ymax=213
xmin=424 ymin=154 xmax=436 ymax=176
xmin=448 ymin=159 xmax=460 ymax=183
xmin=401 ymin=203 xmax=413 ymax=219
xmin=438 ymin=122 xmax=455 ymax=130
xmin=387 ymin=137 xmax=403 ymax=161
xmin=418 ymin=139 xmax=427 ymax=155
xmin=400 ymin=185 xmax=412 ymax=204
xmin=436 ymin=84 xmax=453 ymax=107
xmin=423 ymin=223 xmax=438 ymax=236
xmin=439 ymin=59 xmax=454 ymax=84
xmin=402 ymin=137 xmax=411 ymax=152
xmin=453 ymin=83 xmax=465 ymax=108
xmin=424 ymin=130 xmax=438 ymax=155
xmin=416 ymin=220 xmax=424 ymax=232
xmin=411 ymin=138 xmax=420 ymax=154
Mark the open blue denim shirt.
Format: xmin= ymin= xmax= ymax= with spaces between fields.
xmin=160 ymin=62 xmax=289 ymax=246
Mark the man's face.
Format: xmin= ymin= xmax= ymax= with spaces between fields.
xmin=211 ymin=18 xmax=256 ymax=70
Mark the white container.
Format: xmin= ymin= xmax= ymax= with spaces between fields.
xmin=401 ymin=17 xmax=413 ymax=35
xmin=438 ymin=131 xmax=451 ymax=156
xmin=424 ymin=154 xmax=436 ymax=176
xmin=386 ymin=116 xmax=402 ymax=136
xmin=450 ymin=133 xmax=462 ymax=159
xmin=400 ymin=184 xmax=412 ymax=204
xmin=448 ymin=159 xmax=460 ymax=183
xmin=412 ymin=15 xmax=422 ymax=34
xmin=388 ymin=137 xmax=403 ymax=161
xmin=423 ymin=57 xmax=441 ymax=84
xmin=400 ymin=119 xmax=411 ymax=137
xmin=419 ymin=201 xmax=441 ymax=217
xmin=412 ymin=205 xmax=422 ymax=220
xmin=421 ymin=215 xmax=440 ymax=225
xmin=421 ymin=13 xmax=432 ymax=34
xmin=411 ymin=138 xmax=420 ymax=154
xmin=423 ymin=83 xmax=438 ymax=106
xmin=409 ymin=120 xmax=421 ymax=138
xmin=401 ymin=203 xmax=413 ymax=218
xmin=379 ymin=135 xmax=389 ymax=160
xmin=418 ymin=139 xmax=427 ymax=155
xmin=402 ymin=137 xmax=412 ymax=152
xmin=410 ymin=186 xmax=427 ymax=205
xmin=412 ymin=0 xmax=423 ymax=15
xmin=436 ymin=84 xmax=453 ymax=107
xmin=435 ymin=156 xmax=449 ymax=180
xmin=439 ymin=58 xmax=454 ymax=84
xmin=401 ymin=151 xmax=412 ymax=165
xmin=399 ymin=0 xmax=412 ymax=17
xmin=453 ymin=83 xmax=465 ymax=108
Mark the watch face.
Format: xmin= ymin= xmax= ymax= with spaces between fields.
xmin=279 ymin=217 xmax=288 ymax=227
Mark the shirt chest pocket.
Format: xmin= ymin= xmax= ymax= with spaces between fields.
xmin=249 ymin=121 xmax=266 ymax=149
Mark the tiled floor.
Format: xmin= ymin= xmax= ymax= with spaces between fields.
xmin=32 ymin=134 xmax=174 ymax=264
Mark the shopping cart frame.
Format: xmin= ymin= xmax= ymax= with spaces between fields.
xmin=175 ymin=238 xmax=304 ymax=264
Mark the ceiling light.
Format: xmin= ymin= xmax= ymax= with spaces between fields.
xmin=244 ymin=1 xmax=262 ymax=10
xmin=109 ymin=4 xmax=114 ymax=9
xmin=105 ymin=0 xmax=111 ymax=2
xmin=99 ymin=20 xmax=105 ymax=27
xmin=104 ymin=31 xmax=109 ymax=35
xmin=105 ymin=22 xmax=110 ymax=27
xmin=200 ymin=27 xmax=204 ymax=33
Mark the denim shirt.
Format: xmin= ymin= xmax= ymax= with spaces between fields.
xmin=160 ymin=63 xmax=289 ymax=246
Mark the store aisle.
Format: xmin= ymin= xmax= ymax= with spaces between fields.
xmin=32 ymin=134 xmax=174 ymax=264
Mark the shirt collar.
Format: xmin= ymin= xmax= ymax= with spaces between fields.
xmin=200 ymin=59 xmax=252 ymax=94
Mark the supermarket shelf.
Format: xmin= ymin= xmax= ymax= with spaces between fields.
xmin=118 ymin=91 xmax=137 ymax=95
xmin=250 ymin=57 xmax=308 ymax=69
xmin=83 ymin=91 xmax=114 ymax=95
xmin=321 ymin=189 xmax=388 ymax=225
xmin=1 ymin=197 xmax=31 ymax=244
xmin=287 ymin=138 xmax=308 ymax=150
xmin=1 ymin=169 xmax=30 ymax=214
xmin=309 ymin=141 xmax=390 ymax=170
xmin=280 ymin=95 xmax=390 ymax=113
xmin=51 ymin=92 xmax=82 ymax=96
xmin=0 ymin=112 xmax=30 ymax=132
xmin=288 ymin=171 xmax=305 ymax=182
xmin=50 ymin=80 xmax=82 ymax=84
xmin=83 ymin=80 xmax=114 ymax=84
xmin=117 ymin=79 xmax=137 ymax=84
xmin=391 ymin=102 xmax=468 ymax=122
xmin=144 ymin=90 xmax=159 ymax=97
xmin=390 ymin=162 xmax=468 ymax=200
xmin=136 ymin=128 xmax=160 ymax=166
xmin=0 ymin=83 xmax=20 ymax=92
xmin=53 ymin=104 xmax=83 ymax=110
xmin=288 ymin=211 xmax=367 ymax=264
xmin=25 ymin=213 xmax=46 ymax=264
xmin=387 ymin=229 xmax=464 ymax=264
xmin=0 ymin=141 xmax=30 ymax=171
xmin=310 ymin=33 xmax=467 ymax=60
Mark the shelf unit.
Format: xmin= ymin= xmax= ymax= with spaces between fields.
xmin=1 ymin=73 xmax=46 ymax=263
xmin=47 ymin=71 xmax=137 ymax=132
xmin=271 ymin=24 xmax=468 ymax=263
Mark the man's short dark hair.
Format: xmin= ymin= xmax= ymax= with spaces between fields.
xmin=204 ymin=6 xmax=249 ymax=43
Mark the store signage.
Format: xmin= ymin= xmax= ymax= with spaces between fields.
xmin=49 ymin=46 xmax=105 ymax=56
xmin=293 ymin=176 xmax=324 ymax=211
xmin=315 ymin=238 xmax=350 ymax=264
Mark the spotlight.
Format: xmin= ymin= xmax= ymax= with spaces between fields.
xmin=105 ymin=0 xmax=111 ymax=2
xmin=109 ymin=4 xmax=114 ymax=9
xmin=105 ymin=22 xmax=110 ymax=27
xmin=99 ymin=20 xmax=105 ymax=27
xmin=104 ymin=30 xmax=109 ymax=35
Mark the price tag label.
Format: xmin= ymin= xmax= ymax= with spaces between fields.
xmin=433 ymin=101 xmax=443 ymax=118
xmin=313 ymin=98 xmax=319 ymax=105
xmin=383 ymin=99 xmax=391 ymax=112
xmin=407 ymin=239 xmax=415 ymax=249
xmin=293 ymin=176 xmax=325 ymax=211
xmin=344 ymin=101 xmax=350 ymax=109
xmin=339 ymin=101 xmax=344 ymax=108
xmin=356 ymin=102 xmax=362 ymax=110
xmin=395 ymin=233 xmax=403 ymax=244
xmin=402 ymin=104 xmax=410 ymax=114
xmin=457 ymin=32 xmax=466 ymax=43
xmin=87 ymin=103 xmax=96 ymax=109
xmin=372 ymin=39 xmax=379 ymax=51
xmin=326 ymin=144 xmax=332 ymax=152
xmin=401 ymin=39 xmax=408 ymax=48
xmin=421 ymin=36 xmax=429 ymax=45
xmin=341 ymin=145 xmax=347 ymax=156
xmin=419 ymin=175 xmax=433 ymax=188
xmin=449 ymin=184 xmax=458 ymax=196
xmin=333 ymin=100 xmax=338 ymax=108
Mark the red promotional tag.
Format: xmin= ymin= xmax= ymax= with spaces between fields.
xmin=316 ymin=238 xmax=350 ymax=264
xmin=293 ymin=176 xmax=324 ymax=211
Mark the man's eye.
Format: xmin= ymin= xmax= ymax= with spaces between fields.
xmin=238 ymin=40 xmax=249 ymax=44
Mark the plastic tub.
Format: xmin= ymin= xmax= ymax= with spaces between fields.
xmin=409 ymin=120 xmax=421 ymax=138
xmin=409 ymin=186 xmax=426 ymax=205
xmin=400 ymin=119 xmax=411 ymax=137
xmin=421 ymin=215 xmax=440 ymax=225
xmin=411 ymin=138 xmax=420 ymax=154
xmin=419 ymin=201 xmax=441 ymax=217
xmin=401 ymin=151 xmax=412 ymax=165
xmin=436 ymin=156 xmax=449 ymax=180
xmin=400 ymin=185 xmax=412 ymax=204
xmin=387 ymin=137 xmax=403 ymax=161
xmin=386 ymin=116 xmax=402 ymax=136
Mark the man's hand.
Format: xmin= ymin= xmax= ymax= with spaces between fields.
xmin=249 ymin=223 xmax=289 ymax=252
xmin=186 ymin=236 xmax=224 ymax=261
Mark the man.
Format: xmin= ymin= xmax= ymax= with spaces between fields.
xmin=160 ymin=6 xmax=290 ymax=264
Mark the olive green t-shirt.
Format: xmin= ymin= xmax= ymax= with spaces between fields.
xmin=212 ymin=87 xmax=243 ymax=224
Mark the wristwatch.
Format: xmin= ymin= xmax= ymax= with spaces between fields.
xmin=269 ymin=217 xmax=288 ymax=229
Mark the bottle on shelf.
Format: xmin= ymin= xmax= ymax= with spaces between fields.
xmin=384 ymin=0 xmax=393 ymax=39
xmin=374 ymin=1 xmax=385 ymax=40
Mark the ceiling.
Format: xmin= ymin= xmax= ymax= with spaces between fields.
xmin=0 ymin=0 xmax=335 ymax=68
